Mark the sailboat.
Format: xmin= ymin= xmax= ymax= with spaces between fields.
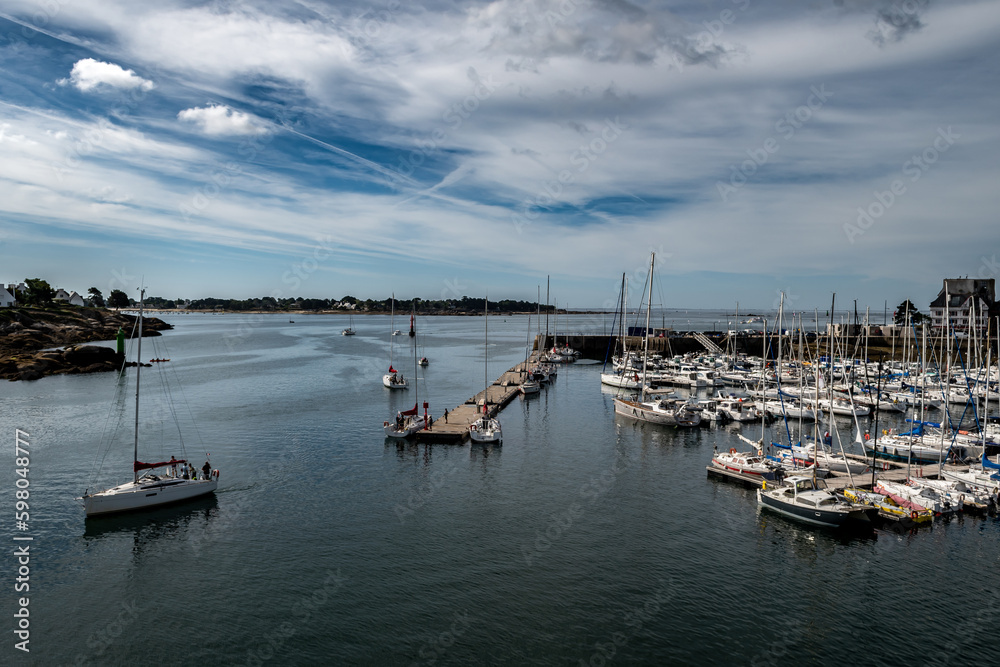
xmin=613 ymin=253 xmax=702 ymax=428
xmin=520 ymin=312 xmax=541 ymax=395
xmin=384 ymin=304 xmax=428 ymax=438
xmin=342 ymin=312 xmax=356 ymax=336
xmin=383 ymin=294 xmax=408 ymax=390
xmin=601 ymin=273 xmax=643 ymax=390
xmin=470 ymin=297 xmax=502 ymax=443
xmin=83 ymin=289 xmax=218 ymax=517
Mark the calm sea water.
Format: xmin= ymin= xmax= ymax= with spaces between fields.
xmin=2 ymin=312 xmax=998 ymax=666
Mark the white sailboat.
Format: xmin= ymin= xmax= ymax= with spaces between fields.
xmin=342 ymin=313 xmax=356 ymax=335
xmin=520 ymin=312 xmax=541 ymax=395
xmin=613 ymin=253 xmax=702 ymax=428
xmin=83 ymin=289 xmax=218 ymax=517
xmin=601 ymin=273 xmax=643 ymax=390
xmin=384 ymin=305 xmax=428 ymax=438
xmin=470 ymin=297 xmax=502 ymax=444
xmin=383 ymin=295 xmax=408 ymax=390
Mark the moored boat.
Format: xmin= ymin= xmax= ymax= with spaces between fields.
xmin=757 ymin=476 xmax=876 ymax=528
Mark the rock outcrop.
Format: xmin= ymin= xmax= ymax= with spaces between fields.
xmin=0 ymin=306 xmax=171 ymax=381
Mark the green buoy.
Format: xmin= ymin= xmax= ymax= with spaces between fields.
xmin=116 ymin=327 xmax=125 ymax=357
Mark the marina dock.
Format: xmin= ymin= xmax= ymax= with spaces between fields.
xmin=413 ymin=359 xmax=536 ymax=443
xmin=707 ymin=454 xmax=988 ymax=514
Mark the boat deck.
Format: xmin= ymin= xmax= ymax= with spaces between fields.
xmin=707 ymin=453 xmax=984 ymax=512
xmin=413 ymin=360 xmax=535 ymax=444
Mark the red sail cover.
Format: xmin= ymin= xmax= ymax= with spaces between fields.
xmin=134 ymin=459 xmax=186 ymax=472
xmin=400 ymin=403 xmax=418 ymax=416
xmin=388 ymin=366 xmax=396 ymax=373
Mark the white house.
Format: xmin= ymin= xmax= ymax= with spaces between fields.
xmin=0 ymin=286 xmax=16 ymax=308
xmin=53 ymin=289 xmax=86 ymax=307
xmin=928 ymin=278 xmax=995 ymax=332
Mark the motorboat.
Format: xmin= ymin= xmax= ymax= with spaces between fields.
xmin=758 ymin=476 xmax=876 ymax=528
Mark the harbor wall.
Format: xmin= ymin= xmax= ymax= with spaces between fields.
xmin=541 ymin=333 xmax=998 ymax=363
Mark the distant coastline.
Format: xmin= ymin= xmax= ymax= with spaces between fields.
xmin=124 ymin=308 xmax=588 ymax=316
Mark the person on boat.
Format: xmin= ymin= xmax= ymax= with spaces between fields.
xmin=182 ymin=465 xmax=189 ymax=480
xmin=202 ymin=461 xmax=211 ymax=480
xmin=187 ymin=463 xmax=196 ymax=480
xmin=169 ymin=455 xmax=178 ymax=477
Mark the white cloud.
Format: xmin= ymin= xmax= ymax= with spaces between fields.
xmin=58 ymin=58 xmax=155 ymax=92
xmin=177 ymin=104 xmax=267 ymax=136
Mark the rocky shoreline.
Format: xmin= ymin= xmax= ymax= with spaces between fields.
xmin=0 ymin=307 xmax=171 ymax=381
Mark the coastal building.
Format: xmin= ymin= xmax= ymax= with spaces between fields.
xmin=928 ymin=277 xmax=996 ymax=332
xmin=53 ymin=289 xmax=86 ymax=306
xmin=0 ymin=286 xmax=16 ymax=308
xmin=1 ymin=283 xmax=26 ymax=307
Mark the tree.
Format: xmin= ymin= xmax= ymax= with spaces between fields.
xmin=87 ymin=287 xmax=105 ymax=308
xmin=893 ymin=300 xmax=926 ymax=326
xmin=23 ymin=278 xmax=54 ymax=306
xmin=108 ymin=289 xmax=130 ymax=309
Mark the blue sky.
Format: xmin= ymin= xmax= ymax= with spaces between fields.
xmin=0 ymin=0 xmax=998 ymax=311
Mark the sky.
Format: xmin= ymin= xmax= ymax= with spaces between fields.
xmin=0 ymin=0 xmax=998 ymax=312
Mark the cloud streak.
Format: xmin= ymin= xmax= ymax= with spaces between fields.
xmin=0 ymin=0 xmax=997 ymax=308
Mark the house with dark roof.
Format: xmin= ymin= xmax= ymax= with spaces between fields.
xmin=928 ymin=278 xmax=996 ymax=331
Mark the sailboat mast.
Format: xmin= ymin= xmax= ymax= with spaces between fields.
xmin=641 ymin=253 xmax=654 ymax=396
xmin=411 ymin=301 xmax=418 ymax=410
xmin=544 ymin=276 xmax=550 ymax=352
xmin=134 ymin=288 xmax=144 ymax=482
xmin=484 ymin=297 xmax=489 ymax=413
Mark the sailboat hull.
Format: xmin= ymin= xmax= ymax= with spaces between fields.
xmin=384 ymin=416 xmax=425 ymax=438
xmin=382 ymin=374 xmax=409 ymax=389
xmin=757 ymin=489 xmax=874 ymax=528
xmin=469 ymin=417 xmax=502 ymax=443
xmin=614 ymin=397 xmax=701 ymax=427
xmin=85 ymin=478 xmax=217 ymax=517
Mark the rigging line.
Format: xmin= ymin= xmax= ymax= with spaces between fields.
xmin=163 ymin=337 xmax=208 ymax=453
xmin=150 ymin=337 xmax=187 ymax=455
xmin=88 ymin=314 xmax=141 ymax=486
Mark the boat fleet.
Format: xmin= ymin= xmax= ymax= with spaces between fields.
xmin=604 ymin=258 xmax=1000 ymax=530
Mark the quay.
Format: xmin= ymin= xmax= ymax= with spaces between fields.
xmin=413 ymin=359 xmax=537 ymax=443
xmin=531 ymin=332 xmax=987 ymax=363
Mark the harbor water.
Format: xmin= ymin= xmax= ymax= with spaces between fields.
xmin=2 ymin=312 xmax=998 ymax=666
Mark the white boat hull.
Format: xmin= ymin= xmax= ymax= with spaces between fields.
xmin=85 ymin=477 xmax=217 ymax=517
xmin=382 ymin=374 xmax=408 ymax=389
xmin=469 ymin=417 xmax=502 ymax=443
xmin=600 ymin=372 xmax=642 ymax=389
xmin=614 ymin=397 xmax=701 ymax=427
xmin=384 ymin=416 xmax=426 ymax=438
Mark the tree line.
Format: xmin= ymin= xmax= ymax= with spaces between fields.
xmin=10 ymin=280 xmax=554 ymax=313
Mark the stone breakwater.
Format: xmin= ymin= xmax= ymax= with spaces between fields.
xmin=0 ymin=307 xmax=171 ymax=381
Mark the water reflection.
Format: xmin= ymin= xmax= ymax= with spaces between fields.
xmin=83 ymin=495 xmax=219 ymax=544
